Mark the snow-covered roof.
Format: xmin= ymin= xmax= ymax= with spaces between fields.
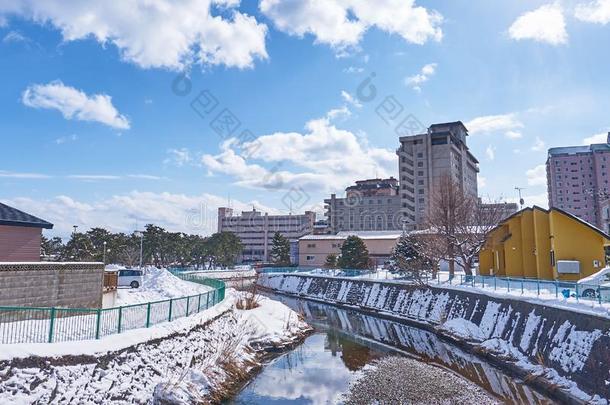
xmin=300 ymin=230 xmax=402 ymax=241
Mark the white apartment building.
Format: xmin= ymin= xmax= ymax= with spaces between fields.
xmin=397 ymin=121 xmax=479 ymax=228
xmin=217 ymin=207 xmax=315 ymax=263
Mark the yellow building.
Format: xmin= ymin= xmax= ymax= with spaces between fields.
xmin=479 ymin=206 xmax=610 ymax=281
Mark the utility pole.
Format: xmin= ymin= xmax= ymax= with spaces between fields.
xmin=103 ymin=241 xmax=107 ymax=264
xmin=515 ymin=187 xmax=525 ymax=210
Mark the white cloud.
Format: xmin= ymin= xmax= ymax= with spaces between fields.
xmin=259 ymin=0 xmax=442 ymax=53
xmin=326 ymin=106 xmax=351 ymax=121
xmin=165 ymin=148 xmax=193 ymax=167
xmin=466 ymin=113 xmax=524 ymax=135
xmin=5 ymin=191 xmax=280 ymax=238
xmin=508 ymin=3 xmax=568 ymax=45
xmin=505 ymin=130 xmax=523 ymax=139
xmin=340 ymin=90 xmax=362 ymax=108
xmin=404 ymin=63 xmax=437 ymax=92
xmin=55 ymin=134 xmax=78 ymax=144
xmin=2 ymin=30 xmax=30 ymax=44
xmin=202 ymin=112 xmax=396 ymax=193
xmin=67 ymin=175 xmax=122 ymax=181
xmin=343 ymin=66 xmax=364 ymax=74
xmin=485 ymin=145 xmax=496 ymax=161
xmin=478 ymin=176 xmax=487 ymax=189
xmin=22 ymin=81 xmax=130 ymax=129
xmin=0 ymin=0 xmax=268 ymax=70
xmin=583 ymin=132 xmax=608 ymax=144
xmin=531 ymin=136 xmax=546 ymax=152
xmin=526 ymin=164 xmax=547 ymax=186
xmin=576 ymin=0 xmax=610 ymax=24
xmin=0 ymin=171 xmax=51 ymax=179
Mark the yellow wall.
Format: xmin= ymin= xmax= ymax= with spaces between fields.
xmin=532 ymin=209 xmax=553 ymax=280
xmin=479 ymin=207 xmax=609 ymax=281
xmin=549 ymin=211 xmax=607 ymax=281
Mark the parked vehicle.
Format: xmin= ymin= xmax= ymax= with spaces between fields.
xmin=577 ymin=267 xmax=610 ymax=299
xmin=118 ymin=269 xmax=143 ymax=288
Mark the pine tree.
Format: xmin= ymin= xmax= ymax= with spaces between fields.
xmin=391 ymin=231 xmax=432 ymax=282
xmin=270 ymin=232 xmax=291 ymax=266
xmin=338 ymin=236 xmax=370 ymax=269
xmin=324 ymin=253 xmax=337 ymax=268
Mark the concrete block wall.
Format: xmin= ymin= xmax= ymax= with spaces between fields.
xmin=0 ymin=262 xmax=104 ymax=308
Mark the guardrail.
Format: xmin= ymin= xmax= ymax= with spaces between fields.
xmin=260 ymin=267 xmax=610 ymax=305
xmin=439 ymin=274 xmax=610 ymax=305
xmin=0 ymin=273 xmax=226 ymax=345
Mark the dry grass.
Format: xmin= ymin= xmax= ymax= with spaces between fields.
xmin=235 ymin=293 xmax=261 ymax=310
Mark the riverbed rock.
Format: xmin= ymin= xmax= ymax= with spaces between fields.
xmin=342 ymin=356 xmax=500 ymax=405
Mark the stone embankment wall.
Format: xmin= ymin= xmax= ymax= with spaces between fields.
xmin=0 ymin=262 xmax=104 ymax=308
xmin=260 ymin=274 xmax=610 ymax=401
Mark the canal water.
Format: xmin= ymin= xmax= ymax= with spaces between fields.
xmin=229 ymin=293 xmax=553 ymax=404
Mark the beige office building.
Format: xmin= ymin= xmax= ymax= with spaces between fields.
xmin=397 ymin=121 xmax=479 ymax=228
xmin=218 ymin=207 xmax=315 ymax=263
xmin=298 ymin=231 xmax=401 ymax=267
xmin=324 ymin=178 xmax=402 ymax=234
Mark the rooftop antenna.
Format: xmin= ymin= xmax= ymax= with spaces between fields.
xmin=515 ymin=187 xmax=525 ymax=209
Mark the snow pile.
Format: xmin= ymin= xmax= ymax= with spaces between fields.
xmin=0 ymin=290 xmax=311 ymax=404
xmin=438 ymin=318 xmax=486 ymax=342
xmin=116 ymin=267 xmax=212 ymax=306
xmin=235 ymin=293 xmax=309 ymax=347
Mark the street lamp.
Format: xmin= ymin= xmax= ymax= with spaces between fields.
xmin=135 ymin=230 xmax=144 ymax=269
xmin=103 ymin=241 xmax=107 ymax=265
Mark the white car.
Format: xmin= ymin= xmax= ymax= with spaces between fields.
xmin=577 ymin=267 xmax=610 ymax=299
xmin=118 ymin=269 xmax=143 ymax=288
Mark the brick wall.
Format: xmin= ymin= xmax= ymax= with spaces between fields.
xmin=0 ymin=225 xmax=42 ymax=262
xmin=0 ymin=262 xmax=104 ymax=308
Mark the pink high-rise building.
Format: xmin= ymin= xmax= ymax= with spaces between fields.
xmin=546 ymin=133 xmax=610 ymax=232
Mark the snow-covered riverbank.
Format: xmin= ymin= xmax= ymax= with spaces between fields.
xmin=261 ymin=273 xmax=610 ymax=403
xmin=0 ymin=291 xmax=311 ymax=404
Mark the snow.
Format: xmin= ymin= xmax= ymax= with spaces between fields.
xmin=116 ymin=267 xmax=212 ymax=306
xmin=439 ymin=318 xmax=486 ymax=342
xmin=184 ymin=269 xmax=257 ymax=280
xmin=0 ymin=290 xmax=311 ymax=404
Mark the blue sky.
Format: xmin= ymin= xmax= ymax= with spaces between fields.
xmin=1 ymin=0 xmax=610 ymax=237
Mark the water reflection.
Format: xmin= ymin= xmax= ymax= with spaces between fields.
xmin=230 ymin=294 xmax=553 ymax=405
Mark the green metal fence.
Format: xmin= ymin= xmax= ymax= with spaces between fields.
xmin=0 ymin=273 xmax=226 ymax=345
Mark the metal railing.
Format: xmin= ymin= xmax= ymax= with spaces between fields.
xmin=436 ymin=274 xmax=610 ymax=305
xmin=259 ymin=266 xmax=610 ymax=305
xmin=0 ymin=273 xmax=226 ymax=345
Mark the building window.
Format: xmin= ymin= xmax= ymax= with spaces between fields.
xmin=307 ymin=243 xmax=316 ymax=248
xmin=417 ymin=152 xmax=423 ymax=158
xmin=417 ymin=180 xmax=424 ymax=185
xmin=306 ymin=255 xmax=315 ymax=261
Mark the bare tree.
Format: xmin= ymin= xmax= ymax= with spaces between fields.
xmin=425 ymin=175 xmax=505 ymax=277
xmin=121 ymin=245 xmax=141 ymax=268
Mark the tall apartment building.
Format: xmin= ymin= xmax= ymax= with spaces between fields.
xmin=324 ymin=178 xmax=402 ymax=233
xmin=547 ymin=134 xmax=610 ymax=232
xmin=217 ymin=207 xmax=315 ymax=263
xmin=396 ymin=121 xmax=479 ymax=228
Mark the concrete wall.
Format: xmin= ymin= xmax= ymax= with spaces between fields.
xmin=0 ymin=225 xmax=42 ymax=262
xmin=0 ymin=262 xmax=104 ymax=308
xmin=261 ymin=274 xmax=610 ymax=400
